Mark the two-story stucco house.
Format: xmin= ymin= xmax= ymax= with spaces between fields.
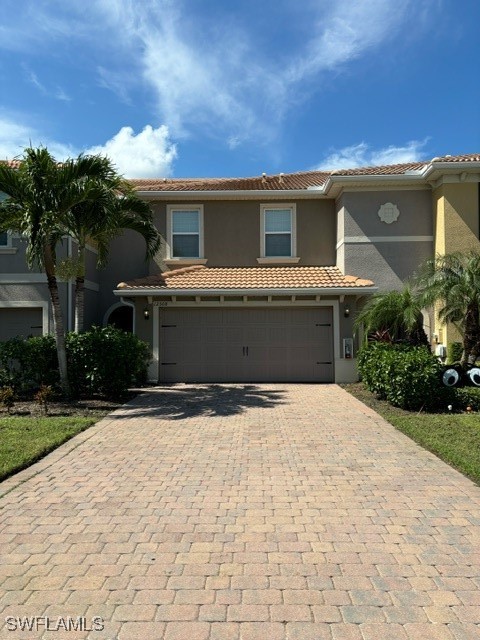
xmin=1 ymin=153 xmax=479 ymax=383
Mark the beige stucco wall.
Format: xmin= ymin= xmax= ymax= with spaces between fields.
xmin=433 ymin=182 xmax=480 ymax=347
xmin=434 ymin=182 xmax=479 ymax=255
xmin=150 ymin=199 xmax=336 ymax=270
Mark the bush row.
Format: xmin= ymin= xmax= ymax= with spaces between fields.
xmin=454 ymin=387 xmax=480 ymax=412
xmin=0 ymin=327 xmax=150 ymax=399
xmin=357 ymin=342 xmax=453 ymax=411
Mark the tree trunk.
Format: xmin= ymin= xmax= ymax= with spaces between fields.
xmin=74 ymin=245 xmax=86 ymax=333
xmin=461 ymin=304 xmax=480 ymax=367
xmin=44 ymin=244 xmax=70 ymax=397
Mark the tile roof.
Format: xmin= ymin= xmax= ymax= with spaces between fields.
xmin=129 ymin=153 xmax=480 ymax=192
xmin=117 ymin=265 xmax=375 ymax=291
xmin=0 ymin=160 xmax=22 ymax=168
xmin=3 ymin=153 xmax=479 ymax=193
xmin=431 ymin=153 xmax=480 ymax=163
xmin=329 ymin=161 xmax=426 ymax=177
xmin=131 ymin=171 xmax=330 ymax=192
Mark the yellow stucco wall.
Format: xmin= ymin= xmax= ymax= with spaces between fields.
xmin=433 ymin=182 xmax=480 ymax=348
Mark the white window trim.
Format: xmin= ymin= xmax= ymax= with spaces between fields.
xmin=0 ymin=232 xmax=17 ymax=254
xmin=259 ymin=203 xmax=297 ymax=260
xmin=166 ymin=204 xmax=204 ymax=260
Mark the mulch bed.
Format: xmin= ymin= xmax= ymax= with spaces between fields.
xmin=1 ymin=393 xmax=137 ymax=418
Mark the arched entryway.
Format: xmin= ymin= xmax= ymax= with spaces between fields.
xmin=104 ymin=303 xmax=134 ymax=332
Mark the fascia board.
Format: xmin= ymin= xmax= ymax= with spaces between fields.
xmin=114 ymin=286 xmax=378 ymax=297
xmin=423 ymin=161 xmax=480 ymax=180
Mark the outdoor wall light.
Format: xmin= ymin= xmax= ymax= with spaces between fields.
xmin=143 ymin=307 xmax=150 ymax=320
xmin=344 ymin=306 xmax=350 ymax=318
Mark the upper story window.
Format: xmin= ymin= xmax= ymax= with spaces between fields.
xmin=167 ymin=205 xmax=204 ymax=259
xmin=260 ymin=204 xmax=297 ymax=258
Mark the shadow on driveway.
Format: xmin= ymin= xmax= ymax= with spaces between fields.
xmin=117 ymin=384 xmax=287 ymax=420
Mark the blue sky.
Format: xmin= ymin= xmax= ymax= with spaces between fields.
xmin=0 ymin=0 xmax=479 ymax=178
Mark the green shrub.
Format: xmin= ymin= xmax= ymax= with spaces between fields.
xmin=0 ymin=336 xmax=58 ymax=393
xmin=358 ymin=342 xmax=451 ymax=411
xmin=447 ymin=342 xmax=463 ymax=364
xmin=0 ymin=327 xmax=150 ymax=400
xmin=66 ymin=326 xmax=150 ymax=399
xmin=453 ymin=387 xmax=480 ymax=412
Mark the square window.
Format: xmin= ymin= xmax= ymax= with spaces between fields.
xmin=0 ymin=232 xmax=7 ymax=246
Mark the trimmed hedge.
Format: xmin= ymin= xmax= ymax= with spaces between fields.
xmin=67 ymin=327 xmax=149 ymax=398
xmin=453 ymin=387 xmax=480 ymax=412
xmin=447 ymin=342 xmax=463 ymax=364
xmin=0 ymin=336 xmax=58 ymax=392
xmin=0 ymin=327 xmax=150 ymax=399
xmin=357 ymin=342 xmax=452 ymax=411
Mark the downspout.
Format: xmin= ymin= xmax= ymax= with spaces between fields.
xmin=67 ymin=237 xmax=73 ymax=332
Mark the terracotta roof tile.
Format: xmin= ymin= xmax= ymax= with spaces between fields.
xmin=4 ymin=154 xmax=479 ymax=193
xmin=0 ymin=159 xmax=22 ymax=168
xmin=131 ymin=171 xmax=330 ymax=192
xmin=117 ymin=265 xmax=375 ymax=291
xmin=431 ymin=153 xmax=480 ymax=163
xmin=129 ymin=153 xmax=480 ymax=192
xmin=329 ymin=161 xmax=426 ymax=176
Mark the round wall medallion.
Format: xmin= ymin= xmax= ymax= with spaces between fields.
xmin=378 ymin=202 xmax=400 ymax=224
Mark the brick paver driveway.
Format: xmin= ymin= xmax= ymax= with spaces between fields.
xmin=1 ymin=384 xmax=480 ymax=640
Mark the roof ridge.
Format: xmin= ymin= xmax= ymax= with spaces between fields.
xmin=162 ymin=265 xmax=206 ymax=279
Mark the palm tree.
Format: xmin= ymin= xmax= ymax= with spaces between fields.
xmin=416 ymin=251 xmax=480 ymax=366
xmin=60 ymin=174 xmax=160 ymax=332
xmin=354 ymin=285 xmax=429 ymax=346
xmin=0 ymin=148 xmax=114 ymax=395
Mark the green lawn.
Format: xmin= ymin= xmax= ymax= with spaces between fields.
xmin=0 ymin=416 xmax=100 ymax=482
xmin=343 ymin=383 xmax=480 ymax=485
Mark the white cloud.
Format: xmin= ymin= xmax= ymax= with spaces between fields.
xmin=22 ymin=65 xmax=72 ymax=103
xmin=85 ymin=125 xmax=177 ymax=178
xmin=54 ymin=88 xmax=71 ymax=102
xmin=314 ymin=140 xmax=429 ymax=171
xmin=83 ymin=0 xmax=428 ymax=147
xmin=0 ymin=116 xmax=75 ymax=161
xmin=0 ymin=0 xmax=434 ymax=150
xmin=286 ymin=0 xmax=412 ymax=82
xmin=0 ymin=116 xmax=176 ymax=178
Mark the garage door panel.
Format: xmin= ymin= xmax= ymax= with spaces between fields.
xmin=244 ymin=326 xmax=268 ymax=343
xmin=159 ymin=307 xmax=334 ymax=382
xmin=225 ymin=327 xmax=243 ymax=342
xmin=0 ymin=308 xmax=43 ymax=341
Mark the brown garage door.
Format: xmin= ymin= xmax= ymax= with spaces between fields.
xmin=159 ymin=307 xmax=334 ymax=382
xmin=0 ymin=308 xmax=43 ymax=341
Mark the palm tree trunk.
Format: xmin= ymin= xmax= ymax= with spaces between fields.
xmin=74 ymin=244 xmax=86 ymax=333
xmin=74 ymin=275 xmax=85 ymax=333
xmin=461 ymin=304 xmax=480 ymax=366
xmin=44 ymin=244 xmax=70 ymax=397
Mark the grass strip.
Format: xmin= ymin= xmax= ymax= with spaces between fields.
xmin=0 ymin=416 xmax=99 ymax=482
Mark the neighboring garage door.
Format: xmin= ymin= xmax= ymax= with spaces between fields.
xmin=159 ymin=307 xmax=334 ymax=382
xmin=0 ymin=308 xmax=43 ymax=341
